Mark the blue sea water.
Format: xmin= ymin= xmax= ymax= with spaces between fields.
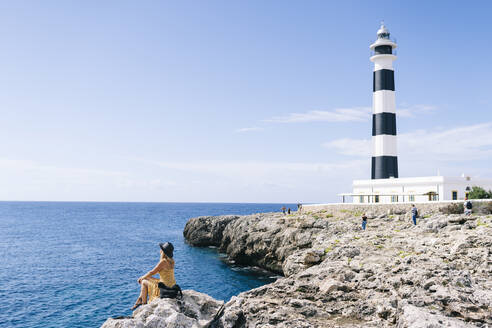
xmin=0 ymin=202 xmax=295 ymax=328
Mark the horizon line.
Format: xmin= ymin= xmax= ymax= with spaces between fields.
xmin=0 ymin=200 xmax=308 ymax=205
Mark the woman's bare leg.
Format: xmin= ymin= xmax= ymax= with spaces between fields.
xmin=140 ymin=280 xmax=149 ymax=304
xmin=132 ymin=280 xmax=149 ymax=309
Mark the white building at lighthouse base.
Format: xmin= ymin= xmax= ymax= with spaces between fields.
xmin=339 ymin=175 xmax=492 ymax=204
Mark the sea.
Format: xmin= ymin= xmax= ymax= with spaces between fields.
xmin=0 ymin=202 xmax=295 ymax=328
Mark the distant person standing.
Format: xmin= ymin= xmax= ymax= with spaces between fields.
xmin=297 ymin=203 xmax=303 ymax=212
xmin=464 ymin=197 xmax=472 ymax=216
xmin=361 ymin=214 xmax=367 ymax=230
xmin=281 ymin=206 xmax=286 ymax=214
xmin=411 ymin=204 xmax=418 ymax=225
xmin=287 ymin=208 xmax=291 ymax=214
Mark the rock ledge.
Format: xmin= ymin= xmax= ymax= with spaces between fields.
xmin=101 ymin=290 xmax=223 ymax=328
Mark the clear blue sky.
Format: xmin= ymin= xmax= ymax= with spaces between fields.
xmin=1 ymin=1 xmax=491 ymax=202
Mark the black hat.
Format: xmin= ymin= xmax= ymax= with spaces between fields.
xmin=159 ymin=242 xmax=174 ymax=258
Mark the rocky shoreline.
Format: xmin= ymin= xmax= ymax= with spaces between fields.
xmin=103 ymin=203 xmax=492 ymax=327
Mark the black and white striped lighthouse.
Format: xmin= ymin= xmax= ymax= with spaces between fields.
xmin=370 ymin=23 xmax=398 ymax=179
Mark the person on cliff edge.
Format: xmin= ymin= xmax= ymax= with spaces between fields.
xmin=132 ymin=242 xmax=176 ymax=310
xmin=411 ymin=204 xmax=418 ymax=225
xmin=361 ymin=214 xmax=367 ymax=230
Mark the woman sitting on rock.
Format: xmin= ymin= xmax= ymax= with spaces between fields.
xmin=132 ymin=242 xmax=176 ymax=310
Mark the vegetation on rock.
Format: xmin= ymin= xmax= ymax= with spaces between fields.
xmin=468 ymin=186 xmax=492 ymax=199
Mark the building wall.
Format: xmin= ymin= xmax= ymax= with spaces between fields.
xmin=353 ymin=183 xmax=438 ymax=203
xmin=441 ymin=177 xmax=492 ymax=201
xmin=352 ymin=178 xmax=441 ymax=204
xmin=442 ymin=182 xmax=466 ymax=200
xmin=350 ymin=176 xmax=492 ymax=204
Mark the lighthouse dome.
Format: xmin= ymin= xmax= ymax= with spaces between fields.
xmin=370 ymin=22 xmax=397 ymax=51
xmin=377 ymin=23 xmax=390 ymax=39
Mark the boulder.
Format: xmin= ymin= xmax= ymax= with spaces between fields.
xmin=101 ymin=290 xmax=223 ymax=328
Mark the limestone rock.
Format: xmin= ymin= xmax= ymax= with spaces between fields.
xmin=183 ymin=216 xmax=240 ymax=247
xmin=101 ymin=290 xmax=223 ymax=328
xmin=397 ymin=304 xmax=475 ymax=328
xmin=104 ymin=202 xmax=492 ymax=327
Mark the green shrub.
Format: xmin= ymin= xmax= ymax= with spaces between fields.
xmin=468 ymin=186 xmax=492 ymax=199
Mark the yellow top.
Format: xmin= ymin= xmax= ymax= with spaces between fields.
xmin=158 ymin=265 xmax=176 ymax=287
xmin=147 ymin=258 xmax=176 ymax=303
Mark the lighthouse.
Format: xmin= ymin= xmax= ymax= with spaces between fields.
xmin=370 ymin=23 xmax=398 ymax=179
xmin=336 ymin=23 xmax=492 ymax=204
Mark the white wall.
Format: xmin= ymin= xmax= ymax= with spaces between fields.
xmin=441 ymin=177 xmax=492 ymax=201
xmin=350 ymin=176 xmax=492 ymax=204
xmin=353 ymin=182 xmax=439 ymax=204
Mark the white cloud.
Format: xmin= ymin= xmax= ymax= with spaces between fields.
xmin=0 ymin=156 xmax=368 ymax=202
xmin=323 ymin=138 xmax=372 ymax=156
xmin=401 ymin=123 xmax=492 ymax=160
xmin=264 ymin=107 xmax=372 ymax=123
xmin=235 ymin=127 xmax=264 ymax=133
xmin=128 ymin=158 xmax=368 ymax=202
xmin=398 ymin=104 xmax=437 ymax=117
xmin=263 ymin=104 xmax=437 ymax=124
xmin=0 ymin=158 xmax=127 ymax=182
xmin=0 ymin=158 xmax=132 ymax=201
xmin=137 ymin=158 xmax=365 ymax=176
xmin=324 ymin=122 xmax=492 ymax=161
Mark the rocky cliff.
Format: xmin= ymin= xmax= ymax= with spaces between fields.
xmin=183 ymin=206 xmax=491 ymax=327
xmin=103 ymin=204 xmax=492 ymax=327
